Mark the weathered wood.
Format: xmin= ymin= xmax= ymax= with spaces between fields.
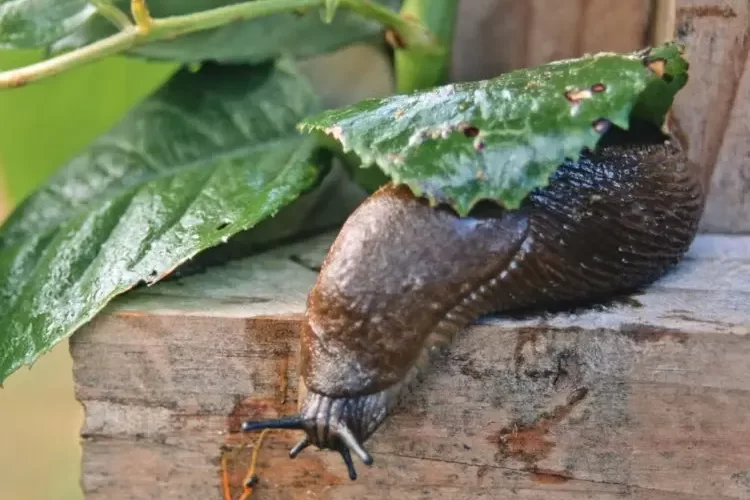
xmin=451 ymin=0 xmax=652 ymax=82
xmin=71 ymin=233 xmax=750 ymax=500
xmin=671 ymin=0 xmax=750 ymax=233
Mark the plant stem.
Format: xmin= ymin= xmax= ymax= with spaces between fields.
xmin=394 ymin=0 xmax=459 ymax=93
xmin=148 ymin=0 xmax=321 ymax=37
xmin=342 ymin=0 xmax=437 ymax=52
xmin=91 ymin=0 xmax=134 ymax=29
xmin=131 ymin=0 xmax=154 ymax=31
xmin=0 ymin=30 xmax=138 ymax=88
xmin=0 ymin=0 xmax=436 ymax=89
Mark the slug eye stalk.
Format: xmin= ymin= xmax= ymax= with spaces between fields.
xmin=241 ymin=414 xmax=373 ymax=480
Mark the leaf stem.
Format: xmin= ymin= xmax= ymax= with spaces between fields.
xmin=148 ymin=0 xmax=320 ymax=37
xmin=342 ymin=0 xmax=437 ymax=52
xmin=91 ymin=0 xmax=134 ymax=29
xmin=0 ymin=0 xmax=437 ymax=89
xmin=394 ymin=0 xmax=459 ymax=93
xmin=0 ymin=30 xmax=138 ymax=88
xmin=131 ymin=0 xmax=155 ymax=32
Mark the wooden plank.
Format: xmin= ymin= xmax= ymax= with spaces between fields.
xmin=451 ymin=0 xmax=530 ymax=81
xmin=577 ymin=0 xmax=653 ymax=55
xmin=523 ymin=0 xmax=583 ymax=68
xmin=451 ymin=0 xmax=652 ymax=81
xmin=699 ymin=43 xmax=750 ymax=232
xmin=70 ymin=233 xmax=750 ymax=499
xmin=671 ymin=0 xmax=750 ymax=232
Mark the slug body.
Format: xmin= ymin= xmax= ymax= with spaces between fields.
xmin=243 ymin=125 xmax=705 ymax=479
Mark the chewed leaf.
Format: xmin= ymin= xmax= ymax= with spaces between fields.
xmin=300 ymin=42 xmax=689 ymax=215
xmin=633 ymin=43 xmax=690 ymax=125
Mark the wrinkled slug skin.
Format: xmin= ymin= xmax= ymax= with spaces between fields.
xmin=301 ymin=132 xmax=705 ymax=402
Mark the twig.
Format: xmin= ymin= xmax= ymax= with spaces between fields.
xmin=0 ymin=0 xmax=439 ymax=89
xmin=0 ymin=30 xmax=138 ymax=88
xmin=239 ymin=429 xmax=272 ymax=499
xmin=131 ymin=0 xmax=154 ymax=32
xmin=91 ymin=0 xmax=133 ymax=29
xmin=221 ymin=454 xmax=233 ymax=500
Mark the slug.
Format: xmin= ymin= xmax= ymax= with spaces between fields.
xmin=242 ymin=120 xmax=705 ymax=480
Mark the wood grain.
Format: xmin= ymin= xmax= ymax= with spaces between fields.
xmin=71 ymin=233 xmax=750 ymax=499
xmin=671 ymin=0 xmax=750 ymax=233
xmin=451 ymin=0 xmax=652 ymax=81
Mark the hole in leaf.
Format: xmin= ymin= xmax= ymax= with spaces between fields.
xmin=216 ymin=222 xmax=231 ymax=231
xmin=646 ymin=58 xmax=666 ymax=77
xmin=565 ymin=88 xmax=593 ymax=104
xmin=591 ymin=83 xmax=606 ymax=93
xmin=463 ymin=126 xmax=480 ymax=138
xmin=592 ymin=119 xmax=611 ymax=134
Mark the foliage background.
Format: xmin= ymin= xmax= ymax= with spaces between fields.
xmin=0 ymin=50 xmax=175 ymax=500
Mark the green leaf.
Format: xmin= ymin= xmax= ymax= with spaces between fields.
xmin=633 ymin=43 xmax=690 ymax=126
xmin=323 ymin=0 xmax=342 ymax=23
xmin=300 ymin=42 xmax=689 ymax=215
xmin=0 ymin=59 xmax=322 ymax=383
xmin=0 ymin=0 xmax=90 ymax=48
xmin=55 ymin=0 xmax=401 ymax=63
xmin=0 ymin=49 xmax=176 ymax=202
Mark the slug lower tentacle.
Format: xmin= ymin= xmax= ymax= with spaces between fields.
xmin=242 ymin=122 xmax=705 ymax=479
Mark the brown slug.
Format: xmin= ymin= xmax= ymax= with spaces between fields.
xmin=242 ymin=120 xmax=705 ymax=480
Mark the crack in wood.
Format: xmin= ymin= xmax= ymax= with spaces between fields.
xmin=677 ymin=5 xmax=738 ymax=19
xmin=374 ymin=450 xmax=736 ymax=498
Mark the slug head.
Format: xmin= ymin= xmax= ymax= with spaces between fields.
xmin=241 ymin=379 xmax=397 ymax=480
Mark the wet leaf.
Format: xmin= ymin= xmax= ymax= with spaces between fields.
xmin=0 ymin=49 xmax=175 ymax=201
xmin=0 ymin=0 xmax=91 ymax=48
xmin=56 ymin=0 xmax=401 ymax=63
xmin=300 ymin=42 xmax=689 ymax=215
xmin=0 ymin=59 xmax=321 ymax=383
